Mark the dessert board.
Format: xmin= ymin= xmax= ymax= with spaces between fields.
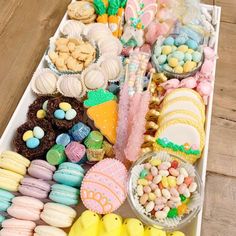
xmin=0 ymin=1 xmax=221 ymax=235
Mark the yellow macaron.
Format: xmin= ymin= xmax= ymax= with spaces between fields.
xmin=0 ymin=151 xmax=30 ymax=175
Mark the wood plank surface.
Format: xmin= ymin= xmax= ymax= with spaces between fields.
xmin=0 ymin=1 xmax=236 ymax=236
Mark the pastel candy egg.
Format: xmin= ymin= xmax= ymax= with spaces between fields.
xmin=192 ymin=51 xmax=202 ymax=62
xmin=154 ymin=46 xmax=162 ymax=56
xmin=42 ymin=100 xmax=48 ymax=111
xmin=174 ymin=36 xmax=187 ymax=46
xmin=179 ymin=60 xmax=185 ymax=66
xmin=162 ymin=46 xmax=172 ymax=55
xmin=186 ymin=39 xmax=198 ymax=50
xmin=157 ymin=55 xmax=167 ymax=65
xmin=54 ymin=109 xmax=65 ymax=119
xmin=164 ymin=36 xmax=175 ymax=46
xmin=23 ymin=130 xmax=33 ymax=141
xmin=36 ymin=109 xmax=46 ymax=119
xmin=183 ymin=61 xmax=196 ymax=73
xmin=168 ymin=57 xmax=179 ymax=68
xmin=33 ymin=126 xmax=45 ymax=139
xmin=59 ymin=102 xmax=72 ymax=112
xmin=184 ymin=53 xmax=192 ymax=62
xmin=163 ymin=64 xmax=173 ymax=72
xmin=178 ymin=45 xmax=188 ymax=53
xmin=174 ymin=66 xmax=183 ymax=73
xmin=26 ymin=137 xmax=40 ymax=149
xmin=172 ymin=51 xmax=184 ymax=61
xmin=65 ymin=109 xmax=77 ymax=121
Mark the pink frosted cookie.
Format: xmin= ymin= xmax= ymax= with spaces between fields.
xmin=80 ymin=158 xmax=128 ymax=214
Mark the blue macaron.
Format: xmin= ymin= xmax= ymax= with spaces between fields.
xmin=49 ymin=184 xmax=80 ymax=206
xmin=53 ymin=162 xmax=85 ymax=187
xmin=0 ymin=189 xmax=14 ymax=212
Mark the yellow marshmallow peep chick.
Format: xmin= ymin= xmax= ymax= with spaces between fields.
xmin=68 ymin=210 xmax=101 ymax=236
xmin=167 ymin=231 xmax=185 ymax=236
xmin=121 ymin=218 xmax=145 ymax=236
xmin=144 ymin=226 xmax=166 ymax=236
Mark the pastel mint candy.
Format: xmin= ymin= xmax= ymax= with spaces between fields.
xmin=174 ymin=35 xmax=187 ymax=46
xmin=154 ymin=46 xmax=162 ymax=56
xmin=184 ymin=53 xmax=193 ymax=62
xmin=157 ymin=55 xmax=167 ymax=65
xmin=65 ymin=109 xmax=77 ymax=121
xmin=33 ymin=126 xmax=45 ymax=139
xmin=172 ymin=51 xmax=184 ymax=61
xmin=26 ymin=137 xmax=40 ymax=149
xmin=192 ymin=51 xmax=202 ymax=62
xmin=54 ymin=109 xmax=65 ymax=120
xmin=179 ymin=60 xmax=185 ymax=66
xmin=186 ymin=39 xmax=198 ymax=50
xmin=163 ymin=64 xmax=173 ymax=72
xmin=164 ymin=36 xmax=175 ymax=46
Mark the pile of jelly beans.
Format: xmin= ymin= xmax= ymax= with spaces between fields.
xmin=54 ymin=102 xmax=77 ymax=121
xmin=36 ymin=100 xmax=48 ymax=119
xmin=136 ymin=158 xmax=198 ymax=220
xmin=153 ymin=35 xmax=202 ymax=74
xmin=22 ymin=126 xmax=45 ymax=149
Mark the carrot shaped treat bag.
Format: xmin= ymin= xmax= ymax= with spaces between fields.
xmin=94 ymin=0 xmax=108 ymax=24
xmin=108 ymin=0 xmax=120 ymax=37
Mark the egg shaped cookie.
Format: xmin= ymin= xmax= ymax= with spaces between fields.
xmin=81 ymin=158 xmax=128 ymax=214
xmin=81 ymin=64 xmax=108 ymax=90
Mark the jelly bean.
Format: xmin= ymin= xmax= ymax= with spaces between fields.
xmin=184 ymin=53 xmax=192 ymax=62
xmin=163 ymin=206 xmax=170 ymax=213
xmin=140 ymin=169 xmax=148 ymax=178
xmin=162 ymin=46 xmax=172 ymax=55
xmin=180 ymin=194 xmax=186 ymax=202
xmin=158 ymin=55 xmax=167 ymax=64
xmin=149 ymin=159 xmax=161 ymax=166
xmin=26 ymin=137 xmax=40 ymax=149
xmin=23 ymin=130 xmax=33 ymax=141
xmin=167 ymin=200 xmax=176 ymax=208
xmin=168 ymin=57 xmax=179 ymax=68
xmin=172 ymin=51 xmax=185 ymax=61
xmin=167 ymin=208 xmax=178 ymax=218
xmin=59 ymin=102 xmax=72 ymax=112
xmin=33 ymin=126 xmax=45 ymax=139
xmin=36 ymin=109 xmax=46 ymax=119
xmin=175 ymin=35 xmax=187 ymax=46
xmin=145 ymin=201 xmax=155 ymax=212
xmin=154 ymin=188 xmax=162 ymax=198
xmin=155 ymin=210 xmax=167 ymax=219
xmin=177 ymin=204 xmax=188 ymax=216
xmin=65 ymin=109 xmax=77 ymax=121
xmin=146 ymin=174 xmax=153 ymax=181
xmin=137 ymin=185 xmax=144 ymax=196
xmin=161 ymin=176 xmax=169 ymax=188
xmin=174 ymin=66 xmax=183 ymax=74
xmin=178 ymin=45 xmax=188 ymax=53
xmin=149 ymin=193 xmax=156 ymax=201
xmin=155 ymin=204 xmax=165 ymax=211
xmin=170 ymin=188 xmax=179 ymax=197
xmin=164 ymin=36 xmax=175 ymax=46
xmin=159 ymin=182 xmax=164 ymax=190
xmin=138 ymin=179 xmax=149 ymax=186
xmin=178 ymin=184 xmax=187 ymax=194
xmin=144 ymin=163 xmax=152 ymax=170
xmin=153 ymin=175 xmax=162 ymax=184
xmin=158 ymin=162 xmax=169 ymax=170
xmin=183 ymin=189 xmax=190 ymax=198
xmin=180 ymin=168 xmax=188 ymax=177
xmin=192 ymin=51 xmax=202 ymax=62
xmin=189 ymin=182 xmax=197 ymax=192
xmin=177 ymin=174 xmax=185 ymax=185
xmin=184 ymin=177 xmax=193 ymax=187
xmin=140 ymin=194 xmax=148 ymax=205
xmin=186 ymin=39 xmax=198 ymax=50
xmin=171 ymin=160 xmax=179 ymax=169
xmin=150 ymin=183 xmax=158 ymax=191
xmin=169 ymin=168 xmax=179 ymax=177
xmin=150 ymin=166 xmax=158 ymax=176
xmin=42 ymin=100 xmax=48 ymax=111
xmin=170 ymin=196 xmax=181 ymax=203
xmin=168 ymin=176 xmax=177 ymax=188
xmin=162 ymin=189 xmax=171 ymax=199
xmin=54 ymin=109 xmax=65 ymax=119
xmin=159 ymin=170 xmax=169 ymax=177
xmin=143 ymin=186 xmax=151 ymax=193
xmin=182 ymin=197 xmax=190 ymax=205
xmin=154 ymin=46 xmax=162 ymax=56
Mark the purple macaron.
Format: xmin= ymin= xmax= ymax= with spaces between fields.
xmin=19 ymin=177 xmax=51 ymax=199
xmin=28 ymin=159 xmax=56 ymax=181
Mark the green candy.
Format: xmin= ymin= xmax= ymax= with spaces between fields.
xmin=180 ymin=194 xmax=186 ymax=202
xmin=140 ymin=169 xmax=148 ymax=178
xmin=167 ymin=208 xmax=178 ymax=218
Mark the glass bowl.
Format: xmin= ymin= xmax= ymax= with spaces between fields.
xmin=151 ymin=34 xmax=204 ymax=80
xmin=127 ymin=151 xmax=203 ymax=231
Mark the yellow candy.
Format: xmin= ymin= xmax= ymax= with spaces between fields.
xmin=178 ymin=45 xmax=188 ymax=53
xmin=177 ymin=204 xmax=188 ymax=216
xmin=22 ymin=130 xmax=33 ymax=141
xmin=59 ymin=102 xmax=72 ymax=112
xmin=174 ymin=65 xmax=183 ymax=73
xmin=183 ymin=61 xmax=195 ymax=73
xmin=162 ymin=46 xmax=172 ymax=55
xmin=167 ymin=176 xmax=177 ymax=188
xmin=148 ymin=192 xmax=156 ymax=201
xmin=182 ymin=198 xmax=190 ymax=205
xmin=149 ymin=159 xmax=162 ymax=166
xmin=161 ymin=176 xmax=169 ymax=188
xmin=138 ymin=179 xmax=149 ymax=186
xmin=36 ymin=109 xmax=46 ymax=119
xmin=187 ymin=49 xmax=194 ymax=54
xmin=168 ymin=58 xmax=178 ymax=68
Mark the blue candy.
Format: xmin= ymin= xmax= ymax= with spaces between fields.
xmin=56 ymin=133 xmax=72 ymax=147
xmin=54 ymin=109 xmax=65 ymax=120
xmin=172 ymin=51 xmax=184 ymax=61
xmin=174 ymin=35 xmax=187 ymax=46
xmin=69 ymin=122 xmax=91 ymax=142
xmin=26 ymin=137 xmax=40 ymax=149
xmin=192 ymin=51 xmax=202 ymax=62
xmin=186 ymin=39 xmax=198 ymax=50
xmin=157 ymin=55 xmax=167 ymax=65
xmin=164 ymin=36 xmax=175 ymax=46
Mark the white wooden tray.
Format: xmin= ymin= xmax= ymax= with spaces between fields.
xmin=0 ymin=3 xmax=221 ymax=236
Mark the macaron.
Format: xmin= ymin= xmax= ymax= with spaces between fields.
xmin=0 ymin=168 xmax=23 ymax=192
xmin=40 ymin=202 xmax=76 ymax=228
xmin=0 ymin=218 xmax=36 ymax=236
xmin=34 ymin=225 xmax=67 ymax=236
xmin=49 ymin=184 xmax=80 ymax=206
xmin=0 ymin=189 xmax=14 ymax=211
xmin=53 ymin=162 xmax=85 ymax=187
xmin=7 ymin=196 xmax=44 ymax=221
xmin=19 ymin=177 xmax=51 ymax=199
xmin=28 ymin=159 xmax=56 ymax=181
xmin=0 ymin=151 xmax=30 ymax=175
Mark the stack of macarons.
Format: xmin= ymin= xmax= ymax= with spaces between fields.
xmin=40 ymin=202 xmax=76 ymax=228
xmin=34 ymin=225 xmax=67 ymax=236
xmin=0 ymin=189 xmax=14 ymax=212
xmin=0 ymin=151 xmax=30 ymax=192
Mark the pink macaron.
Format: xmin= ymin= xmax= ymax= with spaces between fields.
xmin=28 ymin=159 xmax=56 ymax=180
xmin=7 ymin=196 xmax=44 ymax=221
xmin=0 ymin=218 xmax=36 ymax=236
xmin=19 ymin=177 xmax=51 ymax=199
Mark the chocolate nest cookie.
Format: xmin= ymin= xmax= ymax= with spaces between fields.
xmin=13 ymin=119 xmax=56 ymax=160
xmin=47 ymin=96 xmax=84 ymax=130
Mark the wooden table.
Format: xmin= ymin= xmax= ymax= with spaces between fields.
xmin=0 ymin=1 xmax=235 ymax=235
